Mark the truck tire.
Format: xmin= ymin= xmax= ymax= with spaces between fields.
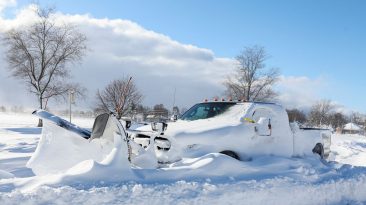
xmin=220 ymin=150 xmax=240 ymax=160
xmin=312 ymin=143 xmax=324 ymax=159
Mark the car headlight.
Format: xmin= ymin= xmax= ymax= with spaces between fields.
xmin=154 ymin=136 xmax=171 ymax=151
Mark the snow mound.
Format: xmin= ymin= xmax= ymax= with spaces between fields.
xmin=2 ymin=166 xmax=366 ymax=205
xmin=330 ymin=134 xmax=366 ymax=166
xmin=0 ymin=170 xmax=14 ymax=179
xmin=27 ymin=122 xmax=110 ymax=175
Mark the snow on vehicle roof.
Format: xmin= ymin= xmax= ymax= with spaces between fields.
xmin=199 ymin=100 xmax=277 ymax=105
xmin=137 ymin=101 xmax=284 ymax=135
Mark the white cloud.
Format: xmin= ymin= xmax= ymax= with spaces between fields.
xmin=0 ymin=0 xmax=15 ymax=14
xmin=276 ymin=76 xmax=356 ymax=115
xmin=0 ymin=4 xmax=39 ymax=31
xmin=0 ymin=4 xmax=236 ymax=110
xmin=275 ymin=76 xmax=328 ymax=110
xmin=0 ymin=3 xmax=355 ymax=115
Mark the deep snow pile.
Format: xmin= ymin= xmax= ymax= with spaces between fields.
xmin=1 ymin=112 xmax=366 ymax=204
xmin=331 ymin=134 xmax=366 ymax=166
xmin=2 ymin=174 xmax=366 ymax=205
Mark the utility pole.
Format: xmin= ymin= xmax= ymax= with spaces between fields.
xmin=69 ymin=89 xmax=75 ymax=123
xmin=172 ymin=87 xmax=176 ymax=114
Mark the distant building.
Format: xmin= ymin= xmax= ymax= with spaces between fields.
xmin=342 ymin=123 xmax=364 ymax=135
xmin=132 ymin=113 xmax=145 ymax=123
xmin=145 ymin=110 xmax=169 ymax=122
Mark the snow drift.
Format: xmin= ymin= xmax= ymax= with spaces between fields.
xmin=2 ymin=111 xmax=366 ymax=204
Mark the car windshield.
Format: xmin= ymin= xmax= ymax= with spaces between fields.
xmin=180 ymin=102 xmax=236 ymax=121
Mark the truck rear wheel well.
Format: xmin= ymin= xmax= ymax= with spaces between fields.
xmin=312 ymin=143 xmax=324 ymax=159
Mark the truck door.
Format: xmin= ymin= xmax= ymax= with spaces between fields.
xmin=252 ymin=108 xmax=273 ymax=136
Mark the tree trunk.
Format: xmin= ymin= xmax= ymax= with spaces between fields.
xmin=37 ymin=95 xmax=43 ymax=127
xmin=246 ymin=85 xmax=251 ymax=101
xmin=37 ymin=119 xmax=43 ymax=127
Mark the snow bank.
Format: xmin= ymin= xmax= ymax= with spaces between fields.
xmin=2 ymin=169 xmax=366 ymax=205
xmin=331 ymin=134 xmax=366 ymax=166
xmin=19 ymin=153 xmax=338 ymax=192
xmin=21 ymin=119 xmax=135 ymax=190
xmin=0 ymin=170 xmax=14 ymax=179
xmin=3 ymin=113 xmax=366 ymax=204
xmin=0 ymin=113 xmax=39 ymax=128
xmin=26 ymin=122 xmax=109 ymax=175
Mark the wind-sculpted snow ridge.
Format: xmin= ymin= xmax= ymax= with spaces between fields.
xmin=2 ymin=151 xmax=366 ymax=204
xmin=0 ymin=170 xmax=13 ymax=179
xmin=1 ymin=171 xmax=366 ymax=205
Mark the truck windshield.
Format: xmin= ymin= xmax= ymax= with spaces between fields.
xmin=180 ymin=102 xmax=236 ymax=121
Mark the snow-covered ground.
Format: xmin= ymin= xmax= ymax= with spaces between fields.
xmin=1 ymin=112 xmax=366 ymax=205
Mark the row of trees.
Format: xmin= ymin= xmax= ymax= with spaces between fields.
xmin=287 ymin=99 xmax=362 ymax=129
xmin=0 ymin=105 xmax=25 ymax=113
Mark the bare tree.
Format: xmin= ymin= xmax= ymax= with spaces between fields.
xmin=2 ymin=7 xmax=87 ymax=126
xmin=95 ymin=77 xmax=143 ymax=120
xmin=349 ymin=112 xmax=365 ymax=125
xmin=287 ymin=108 xmax=307 ymax=124
xmin=328 ymin=112 xmax=348 ymax=129
xmin=224 ymin=45 xmax=279 ymax=102
xmin=0 ymin=106 xmax=6 ymax=112
xmin=308 ymin=99 xmax=334 ymax=127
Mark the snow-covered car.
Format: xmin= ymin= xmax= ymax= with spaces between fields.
xmin=130 ymin=101 xmax=331 ymax=163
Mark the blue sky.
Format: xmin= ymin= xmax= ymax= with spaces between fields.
xmin=3 ymin=0 xmax=366 ymax=112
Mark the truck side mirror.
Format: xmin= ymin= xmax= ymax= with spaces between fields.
xmin=125 ymin=120 xmax=132 ymax=129
xmin=90 ymin=113 xmax=110 ymax=140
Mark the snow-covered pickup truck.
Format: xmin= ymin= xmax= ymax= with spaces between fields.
xmin=130 ymin=101 xmax=331 ymax=163
xmin=29 ymin=101 xmax=330 ymax=174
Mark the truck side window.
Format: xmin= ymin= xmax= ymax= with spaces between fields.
xmin=181 ymin=102 xmax=236 ymax=121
